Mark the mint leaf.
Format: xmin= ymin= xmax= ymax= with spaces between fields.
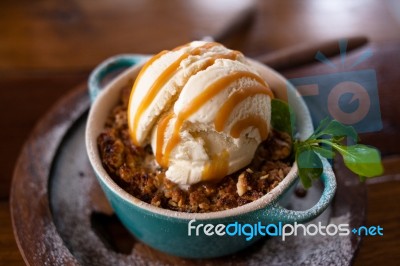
xmin=311 ymin=146 xmax=335 ymax=159
xmin=296 ymin=148 xmax=323 ymax=188
xmin=333 ymin=144 xmax=384 ymax=178
xmin=271 ymin=99 xmax=294 ymax=137
xmin=310 ymin=117 xmax=331 ymax=139
xmin=319 ymin=120 xmax=358 ymax=142
xmin=294 ymin=118 xmax=383 ymax=189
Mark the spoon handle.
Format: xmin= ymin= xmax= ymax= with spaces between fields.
xmin=255 ymin=36 xmax=368 ymax=71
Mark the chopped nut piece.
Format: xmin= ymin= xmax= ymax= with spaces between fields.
xmin=199 ymin=203 xmax=209 ymax=210
xmin=151 ymin=199 xmax=161 ymax=207
xmin=260 ymin=174 xmax=269 ymax=180
xmin=246 ymin=168 xmax=254 ymax=174
xmin=168 ymin=200 xmax=177 ymax=207
xmin=278 ymin=169 xmax=284 ymax=179
xmin=237 ymin=173 xmax=248 ymax=196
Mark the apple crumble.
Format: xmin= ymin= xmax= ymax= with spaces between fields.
xmin=97 ymin=86 xmax=292 ymax=213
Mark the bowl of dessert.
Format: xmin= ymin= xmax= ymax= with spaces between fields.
xmin=85 ymin=41 xmax=336 ymax=258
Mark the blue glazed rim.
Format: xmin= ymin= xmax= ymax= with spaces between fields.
xmin=85 ymin=54 xmax=337 ymax=223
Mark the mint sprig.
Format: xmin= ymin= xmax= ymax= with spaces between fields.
xmin=295 ymin=118 xmax=383 ymax=188
xmin=271 ymin=99 xmax=384 ymax=188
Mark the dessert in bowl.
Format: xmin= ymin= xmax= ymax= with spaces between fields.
xmin=85 ymin=41 xmax=336 ymax=258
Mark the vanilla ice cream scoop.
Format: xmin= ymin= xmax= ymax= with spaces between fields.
xmin=128 ymin=41 xmax=274 ymax=186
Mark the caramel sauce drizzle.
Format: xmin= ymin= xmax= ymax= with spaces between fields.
xmin=130 ymin=42 xmax=225 ymax=146
xmin=230 ymin=115 xmax=269 ymax=139
xmin=128 ymin=50 xmax=168 ymax=145
xmin=155 ymin=52 xmax=240 ymax=166
xmin=132 ymin=52 xmax=190 ymax=144
xmin=214 ymin=84 xmax=273 ymax=133
xmin=202 ymin=150 xmax=229 ymax=181
xmin=130 ymin=41 xmax=272 ymax=181
xmin=161 ymin=71 xmax=269 ymax=168
xmin=191 ymin=42 xmax=222 ymax=55
xmin=155 ymin=112 xmax=174 ymax=164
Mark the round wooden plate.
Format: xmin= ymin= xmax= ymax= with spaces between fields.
xmin=10 ymin=83 xmax=366 ymax=265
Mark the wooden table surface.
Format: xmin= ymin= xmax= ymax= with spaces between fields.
xmin=1 ymin=0 xmax=399 ymax=265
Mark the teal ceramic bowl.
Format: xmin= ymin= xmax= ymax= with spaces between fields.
xmin=85 ymin=54 xmax=336 ymax=259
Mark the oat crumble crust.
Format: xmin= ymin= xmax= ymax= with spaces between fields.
xmin=97 ymin=86 xmax=292 ymax=213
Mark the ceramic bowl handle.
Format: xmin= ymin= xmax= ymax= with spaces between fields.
xmin=88 ymin=54 xmax=150 ymax=103
xmin=265 ymin=159 xmax=337 ymax=224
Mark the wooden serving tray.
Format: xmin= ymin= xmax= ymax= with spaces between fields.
xmin=10 ymin=83 xmax=366 ymax=265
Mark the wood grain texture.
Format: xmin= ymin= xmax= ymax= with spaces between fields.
xmin=0 ymin=0 xmax=254 ymax=71
xmin=0 ymin=72 xmax=88 ymax=200
xmin=354 ymin=180 xmax=400 ymax=265
xmin=0 ymin=0 xmax=398 ymax=71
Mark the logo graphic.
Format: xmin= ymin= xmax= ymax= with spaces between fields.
xmin=288 ymin=40 xmax=382 ymax=133
xmin=188 ymin=220 xmax=384 ymax=241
